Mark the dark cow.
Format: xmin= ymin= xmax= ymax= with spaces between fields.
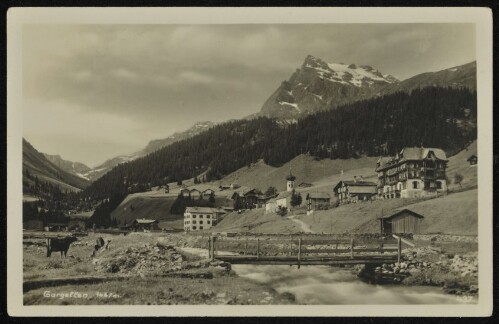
xmin=46 ymin=236 xmax=78 ymax=258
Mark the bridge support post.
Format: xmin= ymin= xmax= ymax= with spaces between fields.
xmin=298 ymin=238 xmax=302 ymax=269
xmin=208 ymin=238 xmax=211 ymax=259
xmin=397 ymin=236 xmax=402 ymax=264
xmin=210 ymin=236 xmax=215 ymax=261
xmin=256 ymin=239 xmax=260 ymax=260
xmin=350 ymin=238 xmax=354 ymax=259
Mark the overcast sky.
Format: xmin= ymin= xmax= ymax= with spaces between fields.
xmin=22 ymin=23 xmax=475 ymax=167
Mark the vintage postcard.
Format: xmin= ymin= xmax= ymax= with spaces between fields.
xmin=7 ymin=7 xmax=493 ymax=316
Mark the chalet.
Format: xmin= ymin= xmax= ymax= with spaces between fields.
xmin=189 ymin=189 xmax=201 ymax=200
xmin=219 ymin=184 xmax=231 ymax=191
xmin=306 ymin=192 xmax=331 ymax=214
xmin=378 ymin=209 xmax=424 ymax=234
xmin=333 ymin=178 xmax=377 ymax=204
xmin=181 ymin=188 xmax=191 ymax=198
xmin=184 ymin=207 xmax=221 ymax=232
xmin=230 ymin=183 xmax=241 ymax=189
xmin=201 ymin=189 xmax=215 ymax=199
xmin=375 ymin=147 xmax=448 ymax=199
xmin=133 ymin=218 xmax=159 ymax=231
xmin=257 ymin=193 xmax=278 ymax=208
xmin=467 ymin=155 xmax=477 ymax=166
xmin=231 ymin=189 xmax=259 ymax=210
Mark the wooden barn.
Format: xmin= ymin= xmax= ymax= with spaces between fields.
xmin=378 ymin=209 xmax=424 ymax=234
xmin=467 ymin=154 xmax=478 ymax=166
xmin=306 ymin=192 xmax=331 ymax=211
xmin=133 ymin=218 xmax=159 ymax=231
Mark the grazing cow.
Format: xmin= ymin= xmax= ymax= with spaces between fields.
xmin=46 ymin=236 xmax=78 ymax=258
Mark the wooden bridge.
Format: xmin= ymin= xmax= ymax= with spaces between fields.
xmin=208 ymin=234 xmax=415 ymax=268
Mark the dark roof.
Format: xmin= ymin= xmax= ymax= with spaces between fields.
xmin=307 ymin=192 xmax=331 ymax=199
xmin=377 ymin=147 xmax=448 ymax=171
xmin=286 ymin=172 xmax=296 ymax=181
xmin=467 ymin=155 xmax=477 ymax=161
xmin=333 ymin=180 xmax=377 ymax=191
xmin=134 ymin=218 xmax=159 ymax=224
xmin=378 ymin=209 xmax=425 ymax=220
xmin=185 ymin=207 xmax=219 ymax=214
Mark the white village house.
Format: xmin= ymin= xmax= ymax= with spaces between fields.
xmin=183 ymin=207 xmax=226 ymax=232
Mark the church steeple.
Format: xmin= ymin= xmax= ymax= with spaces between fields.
xmin=286 ymin=170 xmax=296 ymax=192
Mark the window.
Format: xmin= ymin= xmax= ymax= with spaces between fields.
xmin=200 ymin=226 xmax=203 ymax=230
xmin=200 ymin=215 xmax=203 ymax=219
xmin=436 ymin=181 xmax=442 ymax=189
xmin=207 ymin=215 xmax=211 ymax=219
xmin=200 ymin=221 xmax=203 ymax=224
xmin=192 ymin=220 xmax=196 ymax=224
xmin=207 ymin=220 xmax=211 ymax=224
xmin=412 ymin=181 xmax=418 ymax=189
xmin=192 ymin=215 xmax=196 ymax=219
xmin=192 ymin=226 xmax=196 ymax=230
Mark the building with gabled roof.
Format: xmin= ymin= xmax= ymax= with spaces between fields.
xmin=184 ymin=206 xmax=225 ymax=232
xmin=306 ymin=192 xmax=331 ymax=214
xmin=378 ymin=209 xmax=424 ymax=234
xmin=467 ymin=154 xmax=477 ymax=166
xmin=333 ymin=178 xmax=377 ymax=204
xmin=133 ymin=218 xmax=159 ymax=231
xmin=375 ymin=147 xmax=448 ymax=199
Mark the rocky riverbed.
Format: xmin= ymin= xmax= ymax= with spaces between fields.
xmin=357 ymin=246 xmax=478 ymax=296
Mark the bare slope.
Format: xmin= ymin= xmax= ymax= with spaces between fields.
xmin=213 ymin=209 xmax=300 ymax=233
xmin=352 ymin=189 xmax=477 ymax=235
xmin=110 ymin=191 xmax=232 ymax=229
xmin=23 ymin=138 xmax=90 ymax=192
xmin=445 ymin=140 xmax=477 ymax=190
xmin=110 ymin=196 xmax=179 ymax=226
xmin=218 ymin=154 xmax=379 ymax=192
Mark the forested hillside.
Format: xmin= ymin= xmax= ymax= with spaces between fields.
xmin=84 ymin=87 xmax=476 ymax=200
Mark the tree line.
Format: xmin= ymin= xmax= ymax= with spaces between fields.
xmin=82 ymin=86 xmax=476 ymax=201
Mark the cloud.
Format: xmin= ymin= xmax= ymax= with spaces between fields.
xmin=178 ymin=71 xmax=214 ymax=84
xmin=21 ymin=23 xmax=476 ymax=165
xmin=110 ymin=68 xmax=139 ymax=82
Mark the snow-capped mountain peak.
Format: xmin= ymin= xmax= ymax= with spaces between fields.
xmin=258 ymin=55 xmax=399 ymax=119
xmin=303 ymin=55 xmax=398 ymax=88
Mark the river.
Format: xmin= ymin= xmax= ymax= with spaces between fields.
xmin=179 ymin=247 xmax=476 ymax=305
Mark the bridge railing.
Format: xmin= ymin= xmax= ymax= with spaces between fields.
xmin=208 ymin=235 xmax=408 ymax=266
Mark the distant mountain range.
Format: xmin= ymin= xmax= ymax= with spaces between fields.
xmin=28 ymin=57 xmax=477 ymax=187
xmin=82 ymin=121 xmax=216 ymax=181
xmin=43 ymin=153 xmax=92 ymax=179
xmin=378 ymin=61 xmax=476 ymax=96
xmin=257 ymin=55 xmax=476 ymax=120
xmin=23 ymin=139 xmax=90 ymax=193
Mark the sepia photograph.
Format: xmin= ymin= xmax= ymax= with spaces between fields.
xmin=7 ymin=7 xmax=493 ymax=317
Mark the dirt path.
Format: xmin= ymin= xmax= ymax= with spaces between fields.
xmin=286 ymin=215 xmax=314 ymax=233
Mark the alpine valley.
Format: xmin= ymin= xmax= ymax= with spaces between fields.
xmin=23 ymin=55 xmax=477 ymax=199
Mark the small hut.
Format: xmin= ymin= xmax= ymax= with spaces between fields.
xmin=467 ymin=155 xmax=478 ymax=166
xmin=378 ymin=209 xmax=424 ymax=234
xmin=133 ymin=219 xmax=159 ymax=231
